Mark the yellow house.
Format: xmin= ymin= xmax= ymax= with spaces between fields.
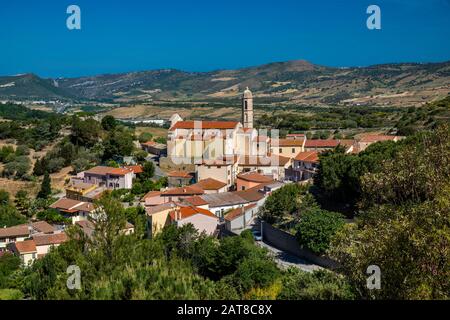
xmin=270 ymin=139 xmax=305 ymax=158
xmin=145 ymin=203 xmax=178 ymax=238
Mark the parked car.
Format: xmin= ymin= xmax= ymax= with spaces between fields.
xmin=252 ymin=230 xmax=262 ymax=241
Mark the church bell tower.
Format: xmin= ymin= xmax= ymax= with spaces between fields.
xmin=242 ymin=87 xmax=253 ymax=128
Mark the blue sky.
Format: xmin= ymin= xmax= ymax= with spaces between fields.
xmin=1 ymin=0 xmax=449 ymax=77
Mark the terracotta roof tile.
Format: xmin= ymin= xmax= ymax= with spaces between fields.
xmin=272 ymin=138 xmax=305 ymax=147
xmin=224 ymin=204 xmax=257 ymax=221
xmin=162 ymin=185 xmax=204 ymax=196
xmin=31 ymin=221 xmax=55 ymax=234
xmin=170 ymin=121 xmax=239 ymax=131
xmin=167 ymin=171 xmax=193 ymax=178
xmin=183 ymin=196 xmax=209 ymax=206
xmin=124 ymin=165 xmax=144 ymax=174
xmin=33 ymin=233 xmax=68 ymax=246
xmin=170 ymin=206 xmax=218 ymax=220
xmin=142 ymin=191 xmax=162 ymax=202
xmin=359 ymin=135 xmax=398 ymax=143
xmin=294 ymin=151 xmax=319 ymax=163
xmin=0 ymin=224 xmax=29 ymax=238
xmin=14 ymin=240 xmax=37 ymax=253
xmin=192 ymin=178 xmax=227 ymax=190
xmin=304 ymin=139 xmax=340 ymax=148
xmin=237 ymin=172 xmax=274 ymax=183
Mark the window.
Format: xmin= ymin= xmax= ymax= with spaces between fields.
xmin=244 ymin=101 xmax=248 ymax=110
xmin=279 ymin=148 xmax=282 ymax=154
xmin=292 ymin=148 xmax=295 ymax=153
xmin=241 ymin=186 xmax=246 ymax=190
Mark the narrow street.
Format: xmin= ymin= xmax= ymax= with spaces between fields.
xmin=257 ymin=241 xmax=322 ymax=273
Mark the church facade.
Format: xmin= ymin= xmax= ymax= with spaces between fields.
xmin=166 ymin=88 xmax=295 ymax=187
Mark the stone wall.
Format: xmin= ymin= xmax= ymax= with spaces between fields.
xmin=261 ymin=221 xmax=340 ymax=270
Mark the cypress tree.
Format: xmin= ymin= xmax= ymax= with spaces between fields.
xmin=37 ymin=172 xmax=52 ymax=199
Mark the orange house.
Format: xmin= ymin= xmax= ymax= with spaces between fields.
xmin=236 ymin=171 xmax=274 ymax=191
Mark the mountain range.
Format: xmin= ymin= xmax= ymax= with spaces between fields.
xmin=1 ymin=60 xmax=449 ymax=107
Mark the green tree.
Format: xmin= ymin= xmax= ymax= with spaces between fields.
xmin=278 ymin=268 xmax=355 ymax=300
xmin=295 ymin=209 xmax=345 ymax=255
xmin=101 ymin=115 xmax=117 ymax=131
xmin=37 ymin=172 xmax=52 ymax=199
xmin=331 ymin=124 xmax=450 ymax=299
xmin=140 ymin=161 xmax=155 ymax=181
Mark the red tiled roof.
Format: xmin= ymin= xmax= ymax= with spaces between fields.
xmin=145 ymin=202 xmax=178 ymax=215
xmin=50 ymin=198 xmax=95 ymax=213
xmin=224 ymin=204 xmax=257 ymax=222
xmin=167 ymin=171 xmax=193 ymax=178
xmin=0 ymin=224 xmax=29 ymax=238
xmin=183 ymin=196 xmax=209 ymax=207
xmin=33 ymin=232 xmax=68 ymax=246
xmin=142 ymin=191 xmax=162 ymax=200
xmin=237 ymin=172 xmax=274 ymax=183
xmin=85 ymin=166 xmax=131 ymax=176
xmin=234 ymin=189 xmax=265 ymax=203
xmin=304 ymin=139 xmax=340 ymax=148
xmin=170 ymin=121 xmax=239 ymax=131
xmin=192 ymin=178 xmax=227 ymax=190
xmin=359 ymin=135 xmax=398 ymax=143
xmin=108 ymin=168 xmax=132 ymax=176
xmin=339 ymin=139 xmax=357 ymax=147
xmin=141 ymin=140 xmax=156 ymax=146
xmin=14 ymin=240 xmax=37 ymax=253
xmin=272 ymin=139 xmax=305 ymax=147
xmin=295 ymin=151 xmax=319 ymax=163
xmin=124 ymin=165 xmax=143 ymax=174
xmin=170 ymin=206 xmax=218 ymax=220
xmin=162 ymin=185 xmax=205 ymax=196
xmin=31 ymin=221 xmax=55 ymax=234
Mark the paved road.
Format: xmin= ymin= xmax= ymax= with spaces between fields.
xmin=257 ymin=241 xmax=322 ymax=273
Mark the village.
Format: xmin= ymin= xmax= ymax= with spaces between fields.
xmin=0 ymin=88 xmax=404 ymax=266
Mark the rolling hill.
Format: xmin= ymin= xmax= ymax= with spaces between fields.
xmin=1 ymin=60 xmax=449 ymax=107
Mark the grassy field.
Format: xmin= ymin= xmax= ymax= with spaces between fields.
xmin=134 ymin=126 xmax=168 ymax=139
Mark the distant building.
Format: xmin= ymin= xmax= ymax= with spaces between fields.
xmin=191 ymin=178 xmax=228 ymax=194
xmin=0 ymin=221 xmax=55 ymax=251
xmin=238 ymin=154 xmax=292 ymax=181
xmin=167 ymin=170 xmax=194 ymax=188
xmin=170 ymin=206 xmax=219 ymax=236
xmin=141 ymin=141 xmax=167 ymax=156
xmin=236 ymin=171 xmax=274 ymax=191
xmin=82 ymin=166 xmax=134 ymax=189
xmin=145 ymin=203 xmax=178 ymax=238
xmin=9 ymin=232 xmax=68 ymax=265
xmin=224 ymin=204 xmax=258 ymax=232
xmin=65 ymin=182 xmax=105 ymax=202
xmin=50 ymin=198 xmax=95 ymax=224
xmin=304 ymin=139 xmax=340 ymax=152
xmin=292 ymin=151 xmax=320 ymax=181
xmin=357 ymin=135 xmax=404 ymax=151
xmin=271 ymin=138 xmax=306 ymax=158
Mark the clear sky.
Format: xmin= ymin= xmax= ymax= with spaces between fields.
xmin=1 ymin=0 xmax=449 ymax=78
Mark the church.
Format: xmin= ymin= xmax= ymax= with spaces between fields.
xmin=166 ymin=88 xmax=295 ymax=188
